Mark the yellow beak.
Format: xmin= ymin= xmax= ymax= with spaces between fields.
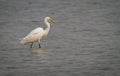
xmin=49 ymin=18 xmax=56 ymax=24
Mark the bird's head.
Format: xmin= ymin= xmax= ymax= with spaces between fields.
xmin=46 ymin=17 xmax=56 ymax=24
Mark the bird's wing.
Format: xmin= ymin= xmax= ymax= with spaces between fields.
xmin=21 ymin=27 xmax=44 ymax=44
xmin=27 ymin=27 xmax=44 ymax=36
xmin=25 ymin=27 xmax=44 ymax=38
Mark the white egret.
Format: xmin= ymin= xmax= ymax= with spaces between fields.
xmin=20 ymin=17 xmax=56 ymax=48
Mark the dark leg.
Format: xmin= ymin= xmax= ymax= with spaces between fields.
xmin=39 ymin=44 xmax=41 ymax=48
xmin=38 ymin=40 xmax=41 ymax=48
xmin=30 ymin=43 xmax=33 ymax=48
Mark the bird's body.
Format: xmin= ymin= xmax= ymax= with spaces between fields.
xmin=20 ymin=27 xmax=44 ymax=44
xmin=20 ymin=17 xmax=56 ymax=48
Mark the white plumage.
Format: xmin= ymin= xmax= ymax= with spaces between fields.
xmin=20 ymin=28 xmax=44 ymax=44
xmin=20 ymin=17 xmax=56 ymax=48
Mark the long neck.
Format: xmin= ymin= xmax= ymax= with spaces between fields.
xmin=44 ymin=18 xmax=50 ymax=36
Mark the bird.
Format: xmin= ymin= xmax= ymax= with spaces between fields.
xmin=20 ymin=17 xmax=56 ymax=48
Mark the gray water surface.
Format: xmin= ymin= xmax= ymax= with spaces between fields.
xmin=0 ymin=0 xmax=120 ymax=76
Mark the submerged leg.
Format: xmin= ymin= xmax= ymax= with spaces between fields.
xmin=38 ymin=39 xmax=41 ymax=48
xmin=39 ymin=44 xmax=41 ymax=48
xmin=30 ymin=43 xmax=34 ymax=48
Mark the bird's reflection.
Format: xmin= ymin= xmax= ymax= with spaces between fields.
xmin=31 ymin=48 xmax=48 ymax=54
xmin=29 ymin=48 xmax=53 ymax=58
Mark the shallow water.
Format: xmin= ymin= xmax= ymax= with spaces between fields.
xmin=0 ymin=0 xmax=120 ymax=76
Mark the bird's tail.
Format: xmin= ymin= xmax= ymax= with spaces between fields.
xmin=20 ymin=38 xmax=26 ymax=45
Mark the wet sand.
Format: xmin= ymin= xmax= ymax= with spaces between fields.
xmin=0 ymin=0 xmax=120 ymax=76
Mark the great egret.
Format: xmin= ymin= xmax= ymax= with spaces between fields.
xmin=20 ymin=17 xmax=56 ymax=48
